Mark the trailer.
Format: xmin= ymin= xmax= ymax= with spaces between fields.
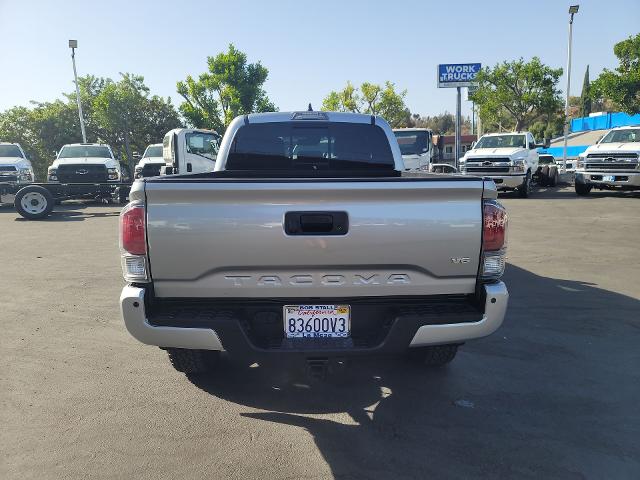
xmin=0 ymin=181 xmax=131 ymax=220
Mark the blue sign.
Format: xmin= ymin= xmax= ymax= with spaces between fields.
xmin=438 ymin=63 xmax=481 ymax=88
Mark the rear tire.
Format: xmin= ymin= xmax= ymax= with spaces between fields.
xmin=518 ymin=172 xmax=532 ymax=198
xmin=166 ymin=348 xmax=220 ymax=374
xmin=14 ymin=185 xmax=54 ymax=219
xmin=575 ymin=182 xmax=592 ymax=196
xmin=408 ymin=344 xmax=459 ymax=367
xmin=540 ymin=166 xmax=550 ymax=187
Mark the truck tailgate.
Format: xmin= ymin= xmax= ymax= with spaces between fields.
xmin=144 ymin=178 xmax=485 ymax=298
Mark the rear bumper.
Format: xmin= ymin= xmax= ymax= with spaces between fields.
xmin=576 ymin=171 xmax=640 ymax=188
xmin=120 ymin=282 xmax=508 ymax=358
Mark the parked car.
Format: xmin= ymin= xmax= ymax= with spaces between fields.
xmin=134 ymin=143 xmax=164 ymax=178
xmin=393 ymin=128 xmax=434 ymax=171
xmin=119 ymin=111 xmax=509 ymax=376
xmin=574 ymin=126 xmax=640 ymax=195
xmin=534 ymin=154 xmax=559 ymax=187
xmin=460 ymin=132 xmax=546 ymax=197
xmin=0 ymin=142 xmax=35 ymax=186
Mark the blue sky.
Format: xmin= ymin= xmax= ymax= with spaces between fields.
xmin=1 ymin=0 xmax=638 ymax=121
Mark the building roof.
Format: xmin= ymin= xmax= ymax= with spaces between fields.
xmin=549 ymin=129 xmax=608 ymax=147
xmin=437 ymin=134 xmax=477 ymax=145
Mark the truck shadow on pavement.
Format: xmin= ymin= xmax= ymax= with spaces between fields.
xmin=12 ymin=203 xmax=122 ymax=222
xmin=187 ymin=264 xmax=640 ymax=478
xmin=500 ymin=186 xmax=640 ymax=200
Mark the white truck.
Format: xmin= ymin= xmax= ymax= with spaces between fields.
xmin=0 ymin=142 xmax=35 ymax=187
xmin=119 ymin=111 xmax=509 ymax=377
xmin=574 ymin=125 xmax=640 ymax=195
xmin=161 ymin=128 xmax=221 ymax=175
xmin=6 ymin=142 xmax=131 ymax=219
xmin=134 ymin=143 xmax=164 ymax=179
xmin=47 ymin=143 xmax=122 ymax=184
xmin=460 ymin=132 xmax=544 ymax=198
xmin=393 ymin=128 xmax=434 ymax=171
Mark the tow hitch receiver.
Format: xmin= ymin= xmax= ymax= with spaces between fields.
xmin=306 ymin=357 xmax=349 ymax=379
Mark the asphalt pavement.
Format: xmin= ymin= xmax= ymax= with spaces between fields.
xmin=1 ymin=186 xmax=639 ymax=479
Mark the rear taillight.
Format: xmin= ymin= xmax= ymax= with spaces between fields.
xmin=481 ymin=200 xmax=508 ymax=280
xmin=120 ymin=203 xmax=146 ymax=254
xmin=119 ymin=202 xmax=148 ymax=282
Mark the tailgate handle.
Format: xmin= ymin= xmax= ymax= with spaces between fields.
xmin=285 ymin=211 xmax=348 ymax=235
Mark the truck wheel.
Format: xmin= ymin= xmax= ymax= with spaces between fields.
xmin=14 ymin=185 xmax=55 ymax=220
xmin=575 ymin=183 xmax=592 ymax=196
xmin=518 ymin=172 xmax=532 ymax=198
xmin=408 ymin=344 xmax=458 ymax=367
xmin=165 ymin=348 xmax=220 ymax=374
xmin=549 ymin=169 xmax=558 ymax=187
xmin=540 ymin=166 xmax=550 ymax=187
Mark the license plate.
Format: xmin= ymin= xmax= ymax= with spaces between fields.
xmin=283 ymin=305 xmax=350 ymax=338
xmin=603 ymin=175 xmax=615 ymax=182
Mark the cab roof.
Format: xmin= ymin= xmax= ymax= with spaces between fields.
xmin=609 ymin=125 xmax=640 ymax=130
xmin=245 ymin=111 xmax=381 ymax=125
xmin=482 ymin=132 xmax=529 ymax=136
xmin=393 ymin=128 xmax=433 ymax=132
xmin=61 ymin=143 xmax=111 ymax=148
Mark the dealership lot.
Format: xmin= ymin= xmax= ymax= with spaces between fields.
xmin=1 ymin=187 xmax=639 ymax=479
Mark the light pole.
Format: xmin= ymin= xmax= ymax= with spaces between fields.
xmin=69 ymin=39 xmax=87 ymax=143
xmin=562 ymin=5 xmax=579 ymax=173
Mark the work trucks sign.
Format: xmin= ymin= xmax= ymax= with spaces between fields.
xmin=438 ymin=63 xmax=481 ymax=88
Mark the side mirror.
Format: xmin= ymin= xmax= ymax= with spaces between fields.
xmin=133 ymin=153 xmax=142 ymax=161
xmin=471 ymin=141 xmax=476 ymax=149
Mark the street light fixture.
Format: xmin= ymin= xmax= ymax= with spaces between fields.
xmin=562 ymin=5 xmax=580 ymax=173
xmin=68 ymin=39 xmax=87 ymax=143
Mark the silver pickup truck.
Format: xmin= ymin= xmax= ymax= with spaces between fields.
xmin=119 ymin=111 xmax=509 ymax=375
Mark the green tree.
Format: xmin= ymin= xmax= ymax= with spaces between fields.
xmin=470 ymin=57 xmax=564 ymax=131
xmin=408 ymin=112 xmax=471 ymax=134
xmin=0 ymin=73 xmax=181 ymax=177
xmin=591 ymin=33 xmax=640 ymax=114
xmin=0 ymin=102 xmax=82 ymax=179
xmin=90 ymin=73 xmax=181 ymax=165
xmin=322 ymin=81 xmax=410 ymax=127
xmin=580 ymin=65 xmax=592 ymax=117
xmin=177 ymin=44 xmax=276 ymax=131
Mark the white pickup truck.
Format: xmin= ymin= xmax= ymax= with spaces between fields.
xmin=574 ymin=126 xmax=640 ymax=195
xmin=134 ymin=143 xmax=164 ymax=179
xmin=393 ymin=128 xmax=434 ymax=171
xmin=119 ymin=111 xmax=509 ymax=376
xmin=460 ymin=132 xmax=544 ymax=197
xmin=0 ymin=142 xmax=35 ymax=187
xmin=48 ymin=143 xmax=121 ymax=184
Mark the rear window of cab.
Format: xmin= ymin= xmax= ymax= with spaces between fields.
xmin=226 ymin=122 xmax=395 ymax=171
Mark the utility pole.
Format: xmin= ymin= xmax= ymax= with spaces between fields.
xmin=455 ymin=86 xmax=461 ymax=170
xmin=562 ymin=5 xmax=580 ymax=174
xmin=472 ymin=101 xmax=475 ymax=136
xmin=69 ymin=40 xmax=87 ymax=143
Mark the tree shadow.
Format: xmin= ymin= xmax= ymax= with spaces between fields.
xmin=186 ymin=265 xmax=640 ymax=478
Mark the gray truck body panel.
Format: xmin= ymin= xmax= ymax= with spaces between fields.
xmin=143 ymin=177 xmax=486 ymax=298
